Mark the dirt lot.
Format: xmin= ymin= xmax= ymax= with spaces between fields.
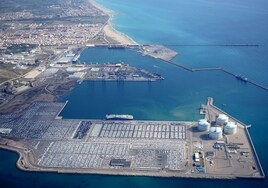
xmin=0 ymin=64 xmax=32 ymax=83
xmin=0 ymin=78 xmax=77 ymax=114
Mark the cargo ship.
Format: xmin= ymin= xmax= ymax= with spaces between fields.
xmin=235 ymin=75 xmax=248 ymax=82
xmin=106 ymin=114 xmax=134 ymax=120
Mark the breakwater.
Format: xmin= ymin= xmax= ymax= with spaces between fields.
xmin=162 ymin=44 xmax=260 ymax=47
xmin=161 ymin=59 xmax=268 ymax=92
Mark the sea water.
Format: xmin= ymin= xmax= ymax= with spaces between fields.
xmin=1 ymin=0 xmax=268 ymax=187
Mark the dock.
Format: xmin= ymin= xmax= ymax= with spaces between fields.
xmin=0 ymin=99 xmax=264 ymax=179
xmin=83 ymin=63 xmax=164 ymax=81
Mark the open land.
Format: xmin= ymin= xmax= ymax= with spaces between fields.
xmin=0 ymin=98 xmax=264 ymax=179
xmin=140 ymin=45 xmax=178 ymax=61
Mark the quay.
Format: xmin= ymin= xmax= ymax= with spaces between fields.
xmin=200 ymin=97 xmax=265 ymax=178
xmin=0 ymin=98 xmax=264 ymax=179
xmin=56 ymin=62 xmax=164 ymax=82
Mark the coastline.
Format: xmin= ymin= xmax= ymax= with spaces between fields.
xmin=89 ymin=0 xmax=138 ymax=45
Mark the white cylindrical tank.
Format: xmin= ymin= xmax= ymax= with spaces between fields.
xmin=224 ymin=122 xmax=237 ymax=135
xmin=209 ymin=127 xmax=223 ymax=140
xmin=216 ymin=114 xmax=229 ymax=126
xmin=197 ymin=119 xmax=210 ymax=132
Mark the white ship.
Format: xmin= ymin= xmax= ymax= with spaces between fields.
xmin=106 ymin=114 xmax=134 ymax=120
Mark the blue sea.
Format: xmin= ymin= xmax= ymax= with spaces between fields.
xmin=1 ymin=0 xmax=268 ymax=187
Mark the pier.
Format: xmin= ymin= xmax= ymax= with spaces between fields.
xmin=161 ymin=59 xmax=268 ymax=92
xmin=161 ymin=44 xmax=260 ymax=47
xmin=131 ymin=43 xmax=268 ymax=92
xmin=0 ymin=100 xmax=264 ymax=179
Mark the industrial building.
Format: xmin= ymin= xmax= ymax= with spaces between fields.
xmin=110 ymin=159 xmax=131 ymax=167
xmin=194 ymin=152 xmax=200 ymax=162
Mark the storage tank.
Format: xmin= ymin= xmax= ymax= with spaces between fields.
xmin=224 ymin=122 xmax=237 ymax=135
xmin=209 ymin=127 xmax=223 ymax=140
xmin=216 ymin=114 xmax=229 ymax=126
xmin=197 ymin=119 xmax=210 ymax=132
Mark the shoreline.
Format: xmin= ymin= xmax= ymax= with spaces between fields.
xmin=89 ymin=0 xmax=138 ymax=45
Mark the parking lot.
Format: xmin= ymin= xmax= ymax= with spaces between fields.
xmin=99 ymin=121 xmax=186 ymax=140
xmin=38 ymin=141 xmax=130 ymax=168
xmin=21 ymin=103 xmax=65 ymax=119
xmin=0 ymin=102 xmax=189 ymax=172
xmin=38 ymin=138 xmax=186 ymax=171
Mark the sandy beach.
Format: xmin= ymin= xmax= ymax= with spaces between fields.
xmin=89 ymin=0 xmax=138 ymax=45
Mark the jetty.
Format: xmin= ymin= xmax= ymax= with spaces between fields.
xmin=160 ymin=59 xmax=268 ymax=92
xmin=160 ymin=44 xmax=260 ymax=47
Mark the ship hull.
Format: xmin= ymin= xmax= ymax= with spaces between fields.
xmin=106 ymin=114 xmax=133 ymax=120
